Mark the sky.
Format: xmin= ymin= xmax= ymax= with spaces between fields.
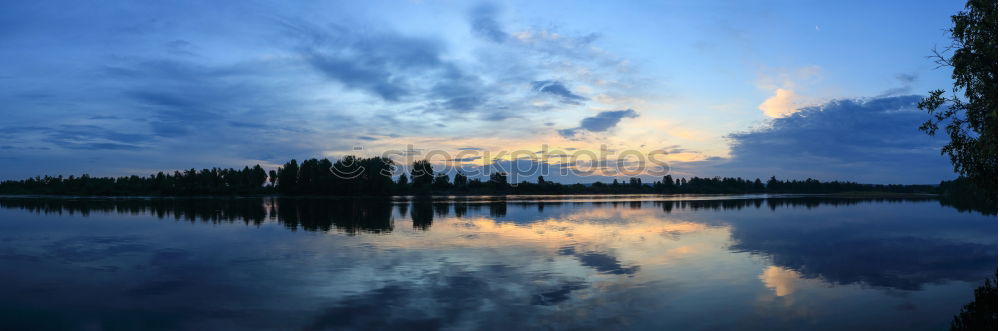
xmin=0 ymin=0 xmax=967 ymax=184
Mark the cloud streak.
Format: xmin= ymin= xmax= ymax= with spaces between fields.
xmin=532 ymin=80 xmax=587 ymax=104
xmin=559 ymin=109 xmax=638 ymax=138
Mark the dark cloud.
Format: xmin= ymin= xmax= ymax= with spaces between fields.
xmin=877 ymin=73 xmax=919 ymax=97
xmin=0 ymin=1 xmax=640 ymax=178
xmin=558 ymin=246 xmax=638 ymax=275
xmin=580 ymin=109 xmax=638 ymax=131
xmin=532 ymin=80 xmax=587 ymax=104
xmin=469 ymin=3 xmax=507 ymax=43
xmin=895 ymin=73 xmax=918 ymax=83
xmin=289 ymin=21 xmax=493 ymax=115
xmin=0 ymin=124 xmax=154 ymax=151
xmin=165 ymin=39 xmax=196 ymax=56
xmin=530 ymin=281 xmax=588 ymax=305
xmin=559 ymin=109 xmax=638 ymax=138
xmin=715 ymin=95 xmax=952 ymax=184
xmin=450 ymin=156 xmax=482 ymax=162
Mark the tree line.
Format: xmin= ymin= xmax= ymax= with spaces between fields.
xmin=0 ymin=156 xmax=940 ymax=196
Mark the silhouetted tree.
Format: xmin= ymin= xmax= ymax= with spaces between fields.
xmin=488 ymin=172 xmax=508 ymax=190
xmin=950 ymin=276 xmax=997 ymax=330
xmin=0 ymin=164 xmax=942 ymax=197
xmin=433 ymin=173 xmax=451 ymax=190
xmin=277 ymin=159 xmax=299 ymax=194
xmin=919 ymin=0 xmax=997 ymax=195
xmin=410 ymin=160 xmax=434 ymax=194
xmin=453 ymin=171 xmax=468 ymax=189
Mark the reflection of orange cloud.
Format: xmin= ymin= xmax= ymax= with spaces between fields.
xmin=759 ymin=266 xmax=802 ymax=296
xmin=666 ymin=245 xmax=695 ymax=256
xmin=348 ymin=206 xmax=725 ymax=273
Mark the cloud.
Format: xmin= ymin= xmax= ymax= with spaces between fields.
xmin=758 ymin=88 xmax=801 ymax=118
xmin=531 ymin=80 xmax=587 ymax=104
xmin=580 ymin=109 xmax=638 ymax=131
xmin=296 ymin=24 xmax=446 ymax=102
xmin=559 ymin=109 xmax=638 ymax=138
xmin=877 ymin=73 xmax=919 ymax=98
xmin=895 ymin=73 xmax=917 ymax=83
xmin=469 ymin=3 xmax=507 ymax=43
xmin=449 ymin=156 xmax=482 ymax=162
xmin=755 ymin=66 xmax=822 ymax=118
xmin=0 ymin=1 xmax=651 ymax=179
xmin=715 ymin=95 xmax=953 ymax=184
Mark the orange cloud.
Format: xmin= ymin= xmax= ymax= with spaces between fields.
xmin=758 ymin=88 xmax=802 ymax=118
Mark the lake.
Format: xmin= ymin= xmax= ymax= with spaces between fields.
xmin=0 ymin=195 xmax=994 ymax=330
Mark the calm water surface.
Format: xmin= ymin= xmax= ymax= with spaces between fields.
xmin=0 ymin=195 xmax=995 ymax=330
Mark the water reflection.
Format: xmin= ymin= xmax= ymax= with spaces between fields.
xmin=0 ymin=195 xmax=994 ymax=330
xmin=1 ymin=195 xmax=975 ymax=233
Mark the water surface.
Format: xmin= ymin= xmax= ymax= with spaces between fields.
xmin=0 ymin=195 xmax=994 ymax=330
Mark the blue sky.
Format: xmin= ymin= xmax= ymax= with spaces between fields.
xmin=0 ymin=0 xmax=965 ymax=183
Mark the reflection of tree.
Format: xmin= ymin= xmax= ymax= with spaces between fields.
xmin=276 ymin=198 xmax=393 ymax=234
xmin=433 ymin=203 xmax=450 ymax=217
xmin=0 ymin=196 xmax=977 ymax=231
xmin=397 ymin=203 xmax=409 ymax=219
xmin=488 ymin=202 xmax=506 ymax=218
xmin=0 ymin=197 xmax=395 ymax=234
xmin=453 ymin=202 xmax=467 ymax=218
xmin=410 ymin=198 xmax=433 ymax=230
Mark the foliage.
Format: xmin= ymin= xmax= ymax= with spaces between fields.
xmin=919 ymin=0 xmax=997 ymax=195
xmin=950 ymin=276 xmax=998 ymax=331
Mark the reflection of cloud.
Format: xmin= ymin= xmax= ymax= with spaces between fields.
xmin=760 ymin=266 xmax=802 ymax=296
xmin=531 ymin=281 xmax=588 ymax=305
xmin=3 ymin=197 xmax=994 ymax=329
xmin=558 ymin=246 xmax=639 ymax=275
xmin=727 ymin=201 xmax=997 ymax=291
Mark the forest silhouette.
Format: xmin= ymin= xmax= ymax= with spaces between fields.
xmin=0 ymin=156 xmax=947 ymax=196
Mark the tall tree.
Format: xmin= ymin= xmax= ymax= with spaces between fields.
xmin=277 ymin=159 xmax=299 ymax=194
xmin=410 ymin=160 xmax=434 ymax=193
xmin=433 ymin=173 xmax=451 ymax=190
xmin=489 ymin=172 xmax=508 ymax=189
xmin=919 ymin=0 xmax=997 ymax=194
xmin=454 ymin=172 xmax=469 ymax=188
